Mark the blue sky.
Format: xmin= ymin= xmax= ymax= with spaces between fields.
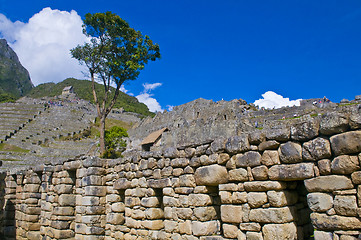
xmin=1 ymin=1 xmax=361 ymax=111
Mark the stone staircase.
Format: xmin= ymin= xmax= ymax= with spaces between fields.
xmin=0 ymin=102 xmax=45 ymax=142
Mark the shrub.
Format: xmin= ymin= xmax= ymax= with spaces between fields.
xmin=101 ymin=126 xmax=128 ymax=158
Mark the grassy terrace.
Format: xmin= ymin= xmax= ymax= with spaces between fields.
xmin=0 ymin=143 xmax=30 ymax=153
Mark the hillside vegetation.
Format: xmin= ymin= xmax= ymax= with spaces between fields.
xmin=27 ymin=78 xmax=155 ymax=117
xmin=0 ymin=39 xmax=33 ymax=98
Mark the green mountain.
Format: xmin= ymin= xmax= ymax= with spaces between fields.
xmin=0 ymin=39 xmax=33 ymax=99
xmin=27 ymin=78 xmax=155 ymax=117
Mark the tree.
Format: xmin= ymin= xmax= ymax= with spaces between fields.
xmin=71 ymin=12 xmax=160 ymax=155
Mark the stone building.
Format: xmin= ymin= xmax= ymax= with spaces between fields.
xmin=62 ymin=86 xmax=74 ymax=95
xmin=0 ymin=96 xmax=361 ymax=240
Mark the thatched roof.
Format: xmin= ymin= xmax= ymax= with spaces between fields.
xmin=141 ymin=128 xmax=168 ymax=145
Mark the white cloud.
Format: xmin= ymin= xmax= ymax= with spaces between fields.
xmin=0 ymin=7 xmax=88 ymax=85
xmin=254 ymin=91 xmax=302 ymax=109
xmin=136 ymin=92 xmax=163 ymax=112
xmin=166 ymin=105 xmax=174 ymax=111
xmin=136 ymin=82 xmax=163 ymax=112
xmin=143 ymin=82 xmax=162 ymax=91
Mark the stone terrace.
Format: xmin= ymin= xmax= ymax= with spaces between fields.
xmin=0 ymin=99 xmax=97 ymax=172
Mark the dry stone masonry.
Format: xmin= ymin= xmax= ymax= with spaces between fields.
xmin=0 ymin=96 xmax=360 ymax=239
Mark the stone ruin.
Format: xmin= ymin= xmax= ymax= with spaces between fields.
xmin=0 ymin=95 xmax=360 ymax=239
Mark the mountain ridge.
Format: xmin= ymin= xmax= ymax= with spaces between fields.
xmin=0 ymin=39 xmax=33 ymax=98
xmin=27 ymin=78 xmax=155 ymax=117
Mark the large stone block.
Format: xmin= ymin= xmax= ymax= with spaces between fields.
xmin=179 ymin=174 xmax=196 ymax=187
xmin=188 ymin=194 xmax=212 ymax=206
xmin=81 ymin=175 xmax=102 ymax=186
xmin=331 ymin=155 xmax=360 ymax=174
xmin=228 ymin=168 xmax=248 ymax=182
xmin=145 ymin=208 xmax=164 ymax=219
xmin=106 ymin=213 xmax=125 ymax=225
xmin=53 ymin=207 xmax=74 ymax=216
xmin=179 ymin=220 xmax=192 ymax=234
xmin=225 ymin=135 xmax=250 ymax=154
xmin=194 ymin=206 xmax=217 ymax=221
xmin=278 ymin=142 xmax=302 ymax=163
xmin=311 ymin=213 xmax=361 ymax=230
xmin=334 ymin=195 xmax=358 ymax=216
xmin=291 ymin=118 xmax=320 ymax=141
xmin=194 ymin=164 xmax=228 ymax=186
xmin=304 ymin=175 xmax=353 ymax=192
xmin=265 ymin=125 xmax=290 ymax=141
xmin=307 ymin=193 xmax=333 ymax=212
xmin=252 ymin=165 xmax=269 ymax=180
xmin=330 ymin=131 xmax=361 ymax=156
xmin=192 ymin=220 xmax=219 ymax=236
xmin=244 ymin=181 xmax=287 ymax=191
xmin=302 ymin=137 xmax=332 ymax=161
xmin=235 ymin=151 xmax=261 ymax=167
xmin=268 ymin=163 xmax=314 ymax=181
xmin=258 ymin=140 xmax=280 ymax=151
xmin=58 ymin=194 xmax=76 ymax=206
xmin=262 ymin=223 xmax=297 ymax=240
xmin=148 ymin=178 xmax=171 ymax=188
xmin=320 ymin=112 xmax=349 ymax=135
xmin=223 ymin=224 xmax=239 ymax=239
xmin=318 ymin=159 xmax=332 ymax=175
xmin=221 ymin=205 xmax=243 ymax=223
xmin=249 ymin=207 xmax=296 ymax=223
xmin=142 ymin=220 xmax=164 ymax=230
xmin=246 ymin=231 xmax=263 ymax=240
xmin=247 ymin=192 xmax=267 ymax=208
xmin=351 ymin=171 xmax=361 ymax=184
xmin=141 ymin=197 xmax=160 ymax=208
xmin=267 ymin=190 xmax=298 ymax=207
xmin=261 ymin=150 xmax=280 ymax=166
xmin=81 ymin=196 xmax=100 ymax=206
xmin=84 ymin=186 xmax=106 ymax=196
xmin=313 ymin=231 xmax=333 ymax=240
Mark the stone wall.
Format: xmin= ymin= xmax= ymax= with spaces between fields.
xmin=1 ymin=112 xmax=361 ymax=239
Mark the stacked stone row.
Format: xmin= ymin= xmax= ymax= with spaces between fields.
xmin=41 ymin=163 xmax=77 ymax=239
xmin=3 ymin=174 xmax=18 ymax=239
xmin=104 ymin=113 xmax=361 ymax=239
xmin=105 ymin=159 xmax=127 ymax=239
xmin=74 ymin=157 xmax=106 ymax=240
xmin=15 ymin=170 xmax=42 ymax=240
xmin=39 ymin=167 xmax=54 ymax=239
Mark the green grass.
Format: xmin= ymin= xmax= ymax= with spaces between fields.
xmin=0 ymin=143 xmax=30 ymax=153
xmin=0 ymin=158 xmax=22 ymax=162
xmin=339 ymin=102 xmax=360 ymax=107
xmin=279 ymin=116 xmax=301 ymax=120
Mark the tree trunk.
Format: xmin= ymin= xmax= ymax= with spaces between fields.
xmin=99 ymin=115 xmax=106 ymax=155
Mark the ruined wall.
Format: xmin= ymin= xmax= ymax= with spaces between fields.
xmin=1 ymin=110 xmax=361 ymax=239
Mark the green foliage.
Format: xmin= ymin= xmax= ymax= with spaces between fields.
xmin=101 ymin=126 xmax=128 ymax=159
xmin=26 ymin=78 xmax=155 ymax=117
xmin=70 ymin=11 xmax=160 ymax=154
xmin=0 ymin=93 xmax=16 ymax=103
xmin=71 ymin=12 xmax=161 ymax=87
xmin=0 ymin=143 xmax=30 ymax=153
xmin=0 ymin=40 xmax=33 ymax=98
